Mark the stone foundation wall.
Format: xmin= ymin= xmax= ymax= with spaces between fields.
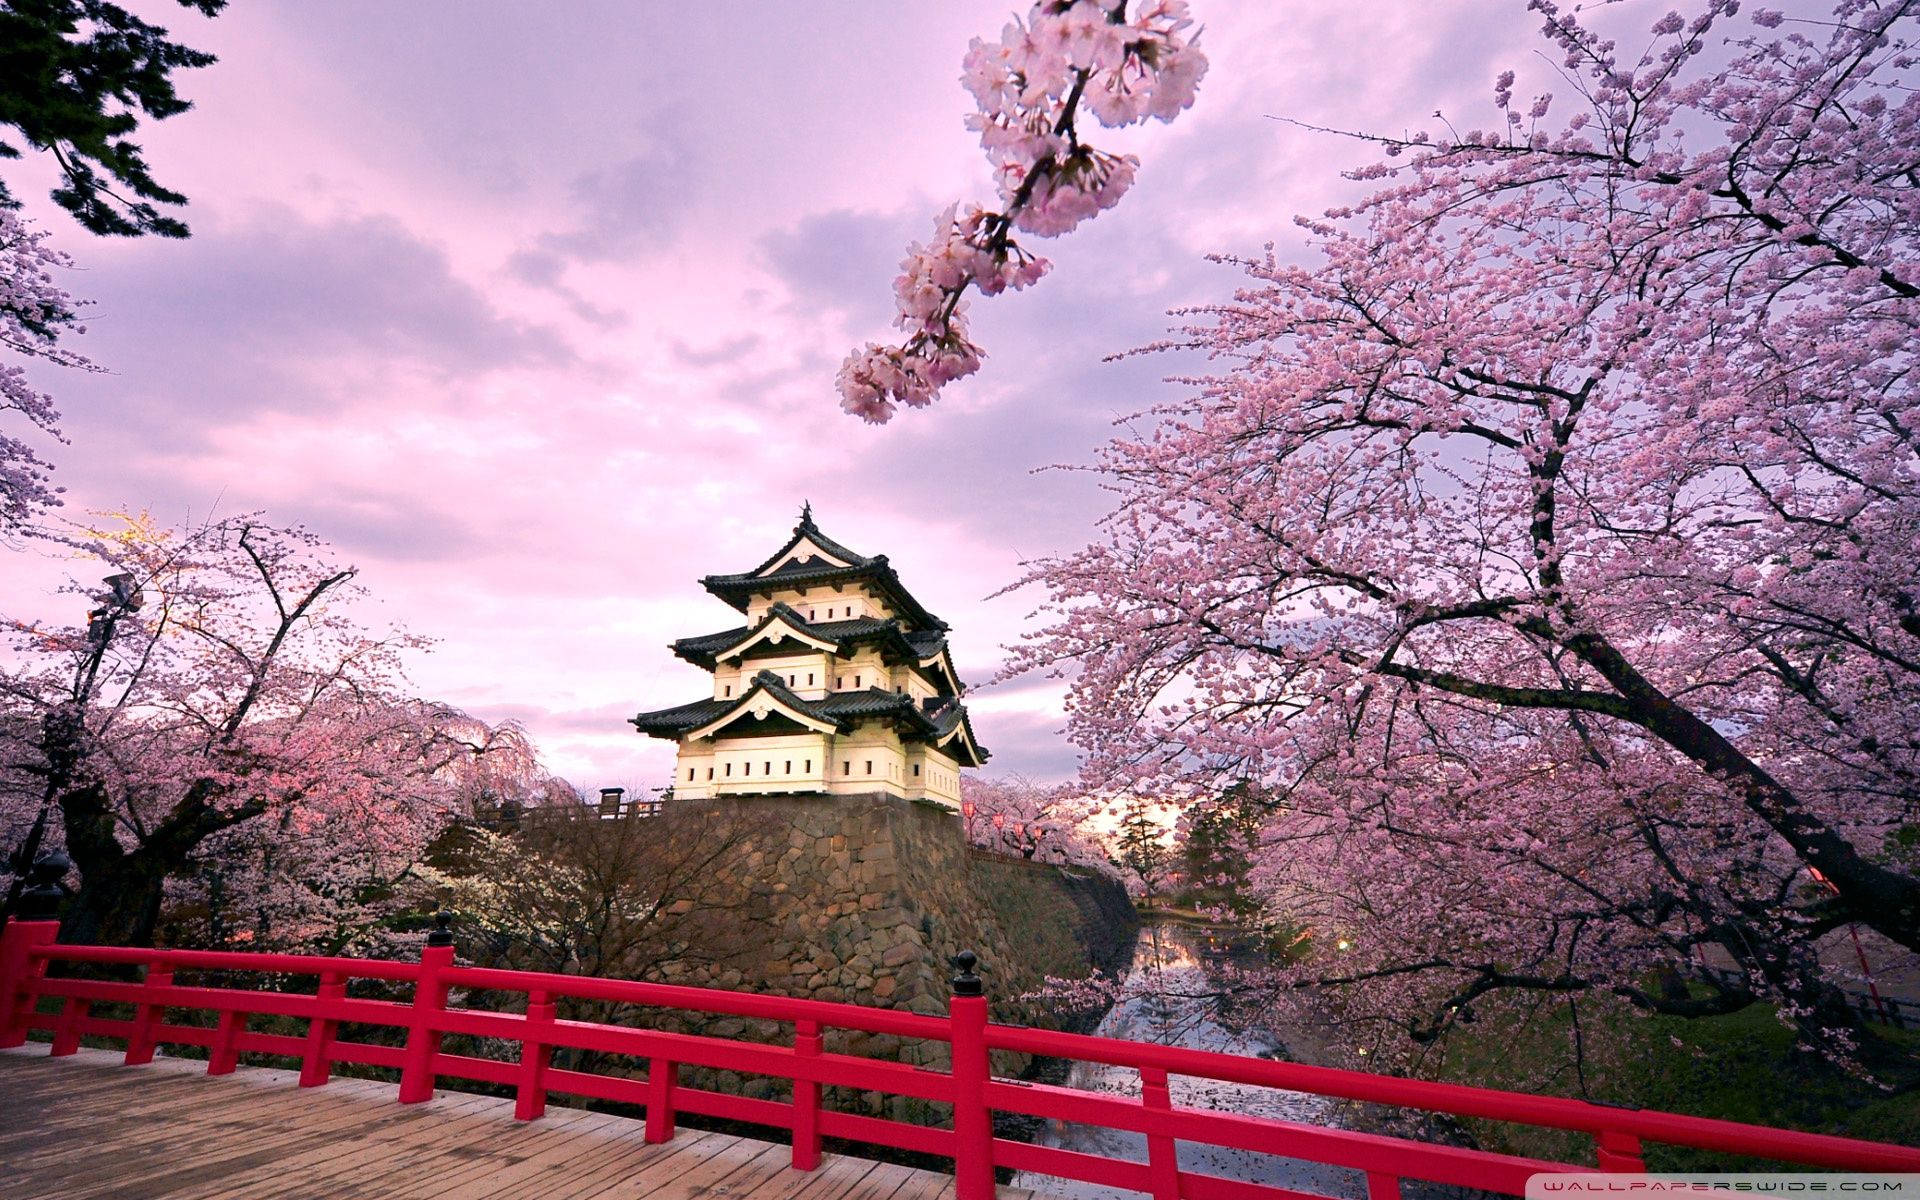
xmin=641 ymin=792 xmax=1136 ymax=1116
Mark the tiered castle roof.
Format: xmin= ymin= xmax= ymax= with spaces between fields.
xmin=629 ymin=508 xmax=988 ymax=793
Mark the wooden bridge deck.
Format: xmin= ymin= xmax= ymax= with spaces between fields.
xmin=0 ymin=1046 xmax=1037 ymax=1200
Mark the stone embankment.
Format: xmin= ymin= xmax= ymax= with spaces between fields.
xmin=647 ymin=792 xmax=1137 ymax=1116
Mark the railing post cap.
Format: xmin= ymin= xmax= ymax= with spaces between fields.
xmin=16 ymin=850 xmax=71 ymax=922
xmin=426 ymin=908 xmax=455 ymax=948
xmin=950 ymin=949 xmax=983 ymax=997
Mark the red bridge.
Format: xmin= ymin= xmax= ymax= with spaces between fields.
xmin=3 ymin=912 xmax=1917 ymax=1200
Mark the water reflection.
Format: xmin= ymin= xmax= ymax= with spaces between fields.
xmin=1012 ymin=922 xmax=1363 ymax=1200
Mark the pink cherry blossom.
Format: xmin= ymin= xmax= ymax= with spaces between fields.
xmin=0 ymin=209 xmax=91 ymax=532
xmin=839 ymin=0 xmax=1207 ymax=423
xmin=1008 ymin=0 xmax=1920 ymax=1060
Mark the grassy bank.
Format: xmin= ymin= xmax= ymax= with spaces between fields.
xmin=1424 ymin=998 xmax=1920 ymax=1166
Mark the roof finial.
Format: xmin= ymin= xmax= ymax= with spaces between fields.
xmin=799 ymin=499 xmax=814 ymax=527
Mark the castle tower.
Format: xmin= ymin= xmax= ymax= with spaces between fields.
xmin=631 ymin=506 xmax=988 ymax=806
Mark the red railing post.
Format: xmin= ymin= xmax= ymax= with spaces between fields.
xmin=124 ymin=957 xmax=172 ymax=1065
xmin=949 ymin=950 xmax=994 ymax=1200
xmin=515 ymin=988 xmax=555 ymax=1120
xmin=1140 ymin=1066 xmax=1181 ymax=1200
xmin=645 ymin=1056 xmax=679 ymax=1143
xmin=792 ymin=1018 xmax=823 ymax=1170
xmin=398 ymin=912 xmax=456 ymax=1104
xmin=207 ymin=1007 xmax=245 ymax=1075
xmin=1365 ymin=1173 xmax=1404 ymax=1200
xmin=49 ymin=994 xmax=87 ymax=1056
xmin=1 ymin=918 xmax=60 ymax=1049
xmin=299 ymin=970 xmax=346 ymax=1087
xmin=1 ymin=853 xmax=68 ymax=1049
xmin=1597 ymin=1127 xmax=1647 ymax=1172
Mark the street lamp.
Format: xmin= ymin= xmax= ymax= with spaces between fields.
xmin=86 ymin=572 xmax=143 ymax=647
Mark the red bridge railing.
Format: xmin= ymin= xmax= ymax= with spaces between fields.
xmin=3 ymin=913 xmax=1918 ymax=1200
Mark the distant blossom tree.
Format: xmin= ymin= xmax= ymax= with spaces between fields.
xmin=1009 ymin=0 xmax=1920 ymax=1054
xmin=0 ymin=514 xmax=535 ymax=948
xmin=962 ymin=773 xmax=1114 ymax=871
xmin=837 ymin=0 xmax=1206 ymax=423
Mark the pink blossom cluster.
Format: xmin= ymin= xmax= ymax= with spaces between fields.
xmin=0 ymin=209 xmax=90 ymax=532
xmin=838 ymin=1 xmax=1206 ymax=423
xmin=0 ymin=515 xmax=559 ymax=950
xmin=1007 ymin=0 xmax=1920 ymax=1063
xmin=961 ymin=772 xmax=1121 ymax=877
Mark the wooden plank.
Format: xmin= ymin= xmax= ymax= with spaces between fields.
xmin=419 ymin=1112 xmax=747 ymax=1200
xmin=0 ymin=1050 xmax=986 ymax=1200
xmin=221 ymin=1090 xmax=516 ymax=1200
xmin=830 ymin=1157 xmax=920 ymax=1200
xmin=45 ymin=1084 xmax=439 ymax=1200
xmin=573 ymin=1133 xmax=794 ymax=1200
xmin=720 ymin=1149 xmax=883 ymax=1200
xmin=1 ymin=1070 xmax=375 ymax=1179
xmin=49 ymin=1069 xmax=474 ymax=1198
xmin=888 ymin=1167 xmax=962 ymax=1200
xmin=266 ymin=1092 xmax=619 ymax=1200
xmin=172 ymin=1091 xmax=553 ymax=1200
xmin=369 ymin=1106 xmax=642 ymax=1200
xmin=537 ymin=1129 xmax=746 ymax=1200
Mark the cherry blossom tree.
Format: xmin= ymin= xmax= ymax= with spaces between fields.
xmin=837 ymin=0 xmax=1206 ymax=423
xmin=1011 ymin=0 xmax=1920 ymax=1053
xmin=0 ymin=209 xmax=90 ymax=534
xmin=962 ymin=772 xmax=1114 ymax=870
xmin=0 ymin=513 xmax=535 ymax=948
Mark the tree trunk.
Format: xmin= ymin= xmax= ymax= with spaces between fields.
xmin=60 ymin=853 xmax=169 ymax=947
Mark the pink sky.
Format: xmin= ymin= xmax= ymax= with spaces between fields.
xmin=1 ymin=1 xmax=1648 ymax=789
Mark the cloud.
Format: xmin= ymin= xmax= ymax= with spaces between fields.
xmin=758 ymin=207 xmax=920 ymax=328
xmin=969 ymin=706 xmax=1081 ymax=784
xmin=63 ymin=205 xmax=574 ymax=431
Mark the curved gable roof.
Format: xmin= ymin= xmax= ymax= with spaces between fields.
xmin=701 ymin=555 xmax=947 ymax=631
xmin=742 ymin=509 xmax=874 ymax=579
xmin=686 ymin=672 xmax=843 ymax=741
xmin=672 ymin=604 xmax=955 ymax=681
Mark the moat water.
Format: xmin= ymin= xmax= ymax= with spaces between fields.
xmin=1010 ymin=921 xmax=1363 ymax=1200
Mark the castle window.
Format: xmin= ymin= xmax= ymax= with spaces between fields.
xmin=688 ymin=768 xmax=695 ymax=781
xmin=784 ymin=760 xmax=791 ymax=773
xmin=764 ymin=761 xmax=771 ymax=775
xmin=723 ymin=685 xmax=732 ymax=697
xmin=744 ymin=762 xmax=751 ymax=776
xmin=855 ymin=675 xmax=862 ymax=688
xmin=842 ymin=761 xmax=850 ymax=776
xmin=725 ymin=763 xmax=732 ymax=777
xmin=707 ymin=768 xmax=714 ymax=780
xmin=805 ymin=759 xmax=812 ymax=772
xmin=865 ymin=760 xmax=873 ymax=775
xmin=788 ymin=675 xmax=796 ymax=686
xmin=808 ymin=673 xmax=815 ymax=685
xmin=913 ymin=764 xmax=921 ymax=777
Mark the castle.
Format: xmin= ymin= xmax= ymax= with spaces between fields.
xmin=630 ymin=507 xmax=988 ymax=806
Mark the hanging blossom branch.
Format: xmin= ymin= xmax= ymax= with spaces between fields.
xmin=836 ymin=0 xmax=1207 ymax=423
xmin=0 ymin=208 xmax=93 ymax=533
